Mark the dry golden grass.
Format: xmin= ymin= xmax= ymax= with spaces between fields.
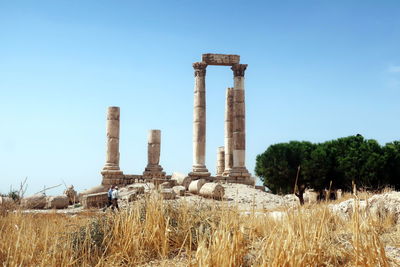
xmin=1 ymin=193 xmax=400 ymax=266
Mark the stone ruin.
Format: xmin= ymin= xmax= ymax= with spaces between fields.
xmin=99 ymin=53 xmax=254 ymax=188
xmin=6 ymin=54 xmax=255 ymax=210
xmin=190 ymin=54 xmax=253 ymax=185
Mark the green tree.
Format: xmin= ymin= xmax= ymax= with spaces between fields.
xmin=256 ymin=135 xmax=393 ymax=200
xmin=333 ymin=135 xmax=385 ymax=190
xmin=255 ymin=141 xmax=315 ymax=204
xmin=383 ymin=141 xmax=400 ymax=189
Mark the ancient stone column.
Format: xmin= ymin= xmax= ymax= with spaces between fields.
xmin=230 ymin=64 xmax=250 ymax=178
xmin=102 ymin=106 xmax=123 ymax=186
xmin=216 ymin=146 xmax=225 ymax=176
xmin=189 ymin=62 xmax=210 ymax=178
xmin=102 ymin=106 xmax=122 ymax=172
xmin=223 ymin=87 xmax=234 ymax=176
xmin=143 ymin=129 xmax=165 ymax=178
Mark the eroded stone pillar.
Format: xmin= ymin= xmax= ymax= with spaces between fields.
xmin=230 ymin=64 xmax=250 ymax=178
xmin=103 ymin=107 xmax=121 ymax=171
xmin=102 ymin=106 xmax=123 ymax=185
xmin=143 ymin=129 xmax=165 ymax=179
xmin=216 ymin=146 xmax=225 ymax=176
xmin=223 ymin=87 xmax=234 ymax=176
xmin=189 ymin=62 xmax=210 ymax=178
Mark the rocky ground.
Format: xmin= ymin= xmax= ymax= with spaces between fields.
xmin=176 ymin=183 xmax=290 ymax=211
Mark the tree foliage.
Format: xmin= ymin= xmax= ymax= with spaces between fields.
xmin=255 ymin=135 xmax=400 ymax=195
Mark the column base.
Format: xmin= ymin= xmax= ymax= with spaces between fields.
xmin=222 ymin=168 xmax=233 ymax=177
xmin=101 ymin=170 xmax=125 ymax=186
xmin=143 ymin=165 xmax=166 ymax=179
xmin=228 ymin=167 xmax=251 ymax=179
xmin=192 ymin=164 xmax=210 ymax=173
xmin=102 ymin=163 xmax=121 ymax=171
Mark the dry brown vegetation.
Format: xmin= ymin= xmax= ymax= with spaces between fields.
xmin=1 ymin=193 xmax=400 ymax=266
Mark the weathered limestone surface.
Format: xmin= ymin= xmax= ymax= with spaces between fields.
xmin=160 ymin=182 xmax=173 ymax=189
xmin=214 ymin=176 xmax=255 ymax=186
xmin=21 ymin=194 xmax=46 ymax=209
xmin=82 ymin=192 xmax=108 ymax=209
xmin=223 ymin=87 xmax=234 ymax=176
xmin=160 ymin=189 xmax=176 ymax=200
xmin=143 ymin=129 xmax=166 ymax=179
xmin=127 ymin=184 xmax=145 ymax=194
xmin=78 ymin=185 xmax=107 ymax=201
xmin=199 ymin=183 xmax=225 ymax=199
xmin=102 ymin=107 xmax=122 ymax=172
xmin=45 ymin=195 xmax=69 ymax=209
xmin=64 ymin=185 xmax=78 ymax=204
xmin=102 ymin=106 xmax=124 ymax=185
xmin=171 ymin=172 xmax=192 ymax=190
xmin=230 ymin=64 xmax=250 ymax=179
xmin=122 ymin=175 xmax=144 ymax=184
xmin=119 ymin=186 xmax=145 ymax=202
xmin=189 ymin=62 xmax=210 ymax=179
xmin=188 ymin=179 xmax=206 ymax=194
xmin=0 ymin=196 xmax=13 ymax=205
xmin=172 ymin=185 xmax=186 ymax=196
xmin=216 ymin=146 xmax=225 ymax=176
xmin=202 ymin=54 xmax=240 ymax=66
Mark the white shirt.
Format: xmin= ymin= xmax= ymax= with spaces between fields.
xmin=111 ymin=190 xmax=119 ymax=200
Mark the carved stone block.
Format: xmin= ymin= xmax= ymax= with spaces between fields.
xmin=202 ymin=54 xmax=240 ymax=66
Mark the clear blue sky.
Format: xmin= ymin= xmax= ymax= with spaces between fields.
xmin=1 ymin=0 xmax=399 ymax=195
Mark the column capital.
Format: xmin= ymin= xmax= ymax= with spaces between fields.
xmin=231 ymin=64 xmax=248 ymax=77
xmin=193 ymin=62 xmax=207 ymax=77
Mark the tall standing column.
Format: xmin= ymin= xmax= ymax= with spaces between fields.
xmin=102 ymin=107 xmax=121 ymax=172
xmin=230 ymin=64 xmax=250 ymax=178
xmin=223 ymin=87 xmax=234 ymax=176
xmin=216 ymin=146 xmax=225 ymax=176
xmin=102 ymin=106 xmax=123 ymax=185
xmin=143 ymin=129 xmax=165 ymax=178
xmin=189 ymin=62 xmax=210 ymax=178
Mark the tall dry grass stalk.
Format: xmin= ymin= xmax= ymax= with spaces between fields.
xmin=1 ymin=192 xmax=399 ymax=266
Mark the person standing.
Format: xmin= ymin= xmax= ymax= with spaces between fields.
xmin=107 ymin=186 xmax=114 ymax=207
xmin=111 ymin=186 xmax=119 ymax=211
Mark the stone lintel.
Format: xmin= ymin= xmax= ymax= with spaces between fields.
xmin=202 ymin=54 xmax=240 ymax=66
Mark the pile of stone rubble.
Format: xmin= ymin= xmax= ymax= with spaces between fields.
xmin=329 ymin=191 xmax=400 ymax=222
xmin=10 ymin=185 xmax=79 ymax=210
xmin=77 ymin=172 xmax=226 ymax=209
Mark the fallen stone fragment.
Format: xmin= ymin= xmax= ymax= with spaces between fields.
xmin=199 ymin=183 xmax=225 ymax=200
xmin=188 ymin=179 xmax=206 ymax=194
xmin=21 ymin=194 xmax=47 ymax=209
xmin=160 ymin=189 xmax=176 ymax=200
xmin=81 ymin=192 xmax=108 ymax=209
xmin=160 ymin=182 xmax=172 ymax=189
xmin=127 ymin=184 xmax=145 ymax=194
xmin=367 ymin=191 xmax=400 ymax=222
xmin=45 ymin=195 xmax=69 ymax=209
xmin=78 ymin=185 xmax=107 ymax=202
xmin=171 ymin=172 xmax=192 ymax=190
xmin=172 ymin=185 xmax=186 ymax=196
